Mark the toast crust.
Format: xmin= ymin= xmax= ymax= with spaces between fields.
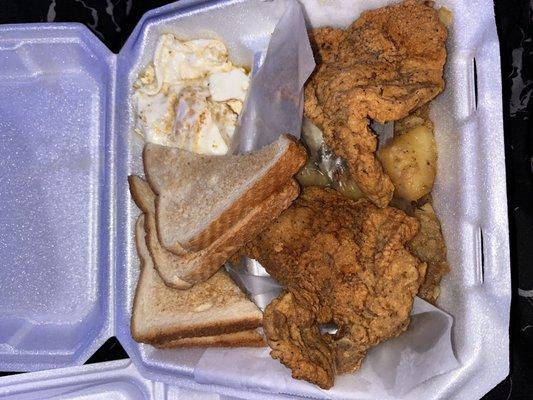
xmin=130 ymin=215 xmax=148 ymax=343
xmin=128 ymin=175 xmax=155 ymax=214
xmin=156 ymin=329 xmax=266 ymax=348
xmin=182 ymin=136 xmax=306 ymax=251
xmin=137 ymin=316 xmax=264 ymax=345
xmin=178 ymin=179 xmax=301 ymax=283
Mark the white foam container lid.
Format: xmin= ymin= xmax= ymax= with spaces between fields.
xmin=0 ymin=359 xmax=261 ymax=400
xmin=0 ymin=0 xmax=510 ymax=399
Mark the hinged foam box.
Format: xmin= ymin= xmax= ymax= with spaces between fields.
xmin=0 ymin=0 xmax=510 ymax=399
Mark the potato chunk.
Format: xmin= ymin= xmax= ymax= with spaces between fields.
xmin=379 ymin=126 xmax=437 ymax=201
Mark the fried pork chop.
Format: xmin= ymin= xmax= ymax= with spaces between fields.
xmin=304 ymin=0 xmax=447 ymax=207
xmin=241 ymin=187 xmax=426 ymax=388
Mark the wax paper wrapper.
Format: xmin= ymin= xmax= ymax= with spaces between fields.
xmin=194 ymin=0 xmax=459 ymax=397
xmin=232 ymin=0 xmax=315 ymax=153
xmin=195 ymin=262 xmax=460 ymax=397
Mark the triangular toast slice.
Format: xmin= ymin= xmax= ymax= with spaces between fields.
xmin=143 ymin=134 xmax=306 ymax=253
xmin=131 ymin=215 xmax=263 ymax=344
xmin=129 ymin=175 xmax=300 ymax=288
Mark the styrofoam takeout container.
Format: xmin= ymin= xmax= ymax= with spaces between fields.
xmin=0 ymin=359 xmax=265 ymax=400
xmin=0 ymin=0 xmax=510 ymax=399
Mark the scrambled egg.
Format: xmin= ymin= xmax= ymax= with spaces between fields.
xmin=133 ymin=34 xmax=250 ymax=155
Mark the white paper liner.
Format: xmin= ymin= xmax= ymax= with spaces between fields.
xmin=197 ymin=266 xmax=459 ymax=396
xmin=232 ymin=0 xmax=315 ymax=153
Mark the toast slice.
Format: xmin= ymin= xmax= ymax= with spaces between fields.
xmin=129 ymin=175 xmax=300 ymax=288
xmin=155 ymin=329 xmax=265 ymax=349
xmin=129 ymin=176 xmax=190 ymax=289
xmin=131 ymin=215 xmax=263 ymax=345
xmin=128 ymin=174 xmax=156 ymax=214
xmin=144 ymin=134 xmax=306 ymax=253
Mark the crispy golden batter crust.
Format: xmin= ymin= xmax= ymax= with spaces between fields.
xmin=243 ymin=187 xmax=425 ymax=388
xmin=305 ymin=0 xmax=447 ymax=207
xmin=409 ymin=203 xmax=450 ymax=303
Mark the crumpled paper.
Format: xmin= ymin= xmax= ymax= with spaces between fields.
xmin=232 ymin=0 xmax=315 ymax=153
xmin=193 ymin=0 xmax=459 ymax=397
xmin=196 ymin=263 xmax=459 ymax=397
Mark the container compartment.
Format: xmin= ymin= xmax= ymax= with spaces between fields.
xmin=0 ymin=25 xmax=114 ymax=371
xmin=114 ymin=1 xmax=510 ymax=399
xmin=0 ymin=361 xmax=150 ymax=400
xmin=114 ymin=0 xmax=293 ymax=378
xmin=0 ymin=359 xmax=249 ymax=400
